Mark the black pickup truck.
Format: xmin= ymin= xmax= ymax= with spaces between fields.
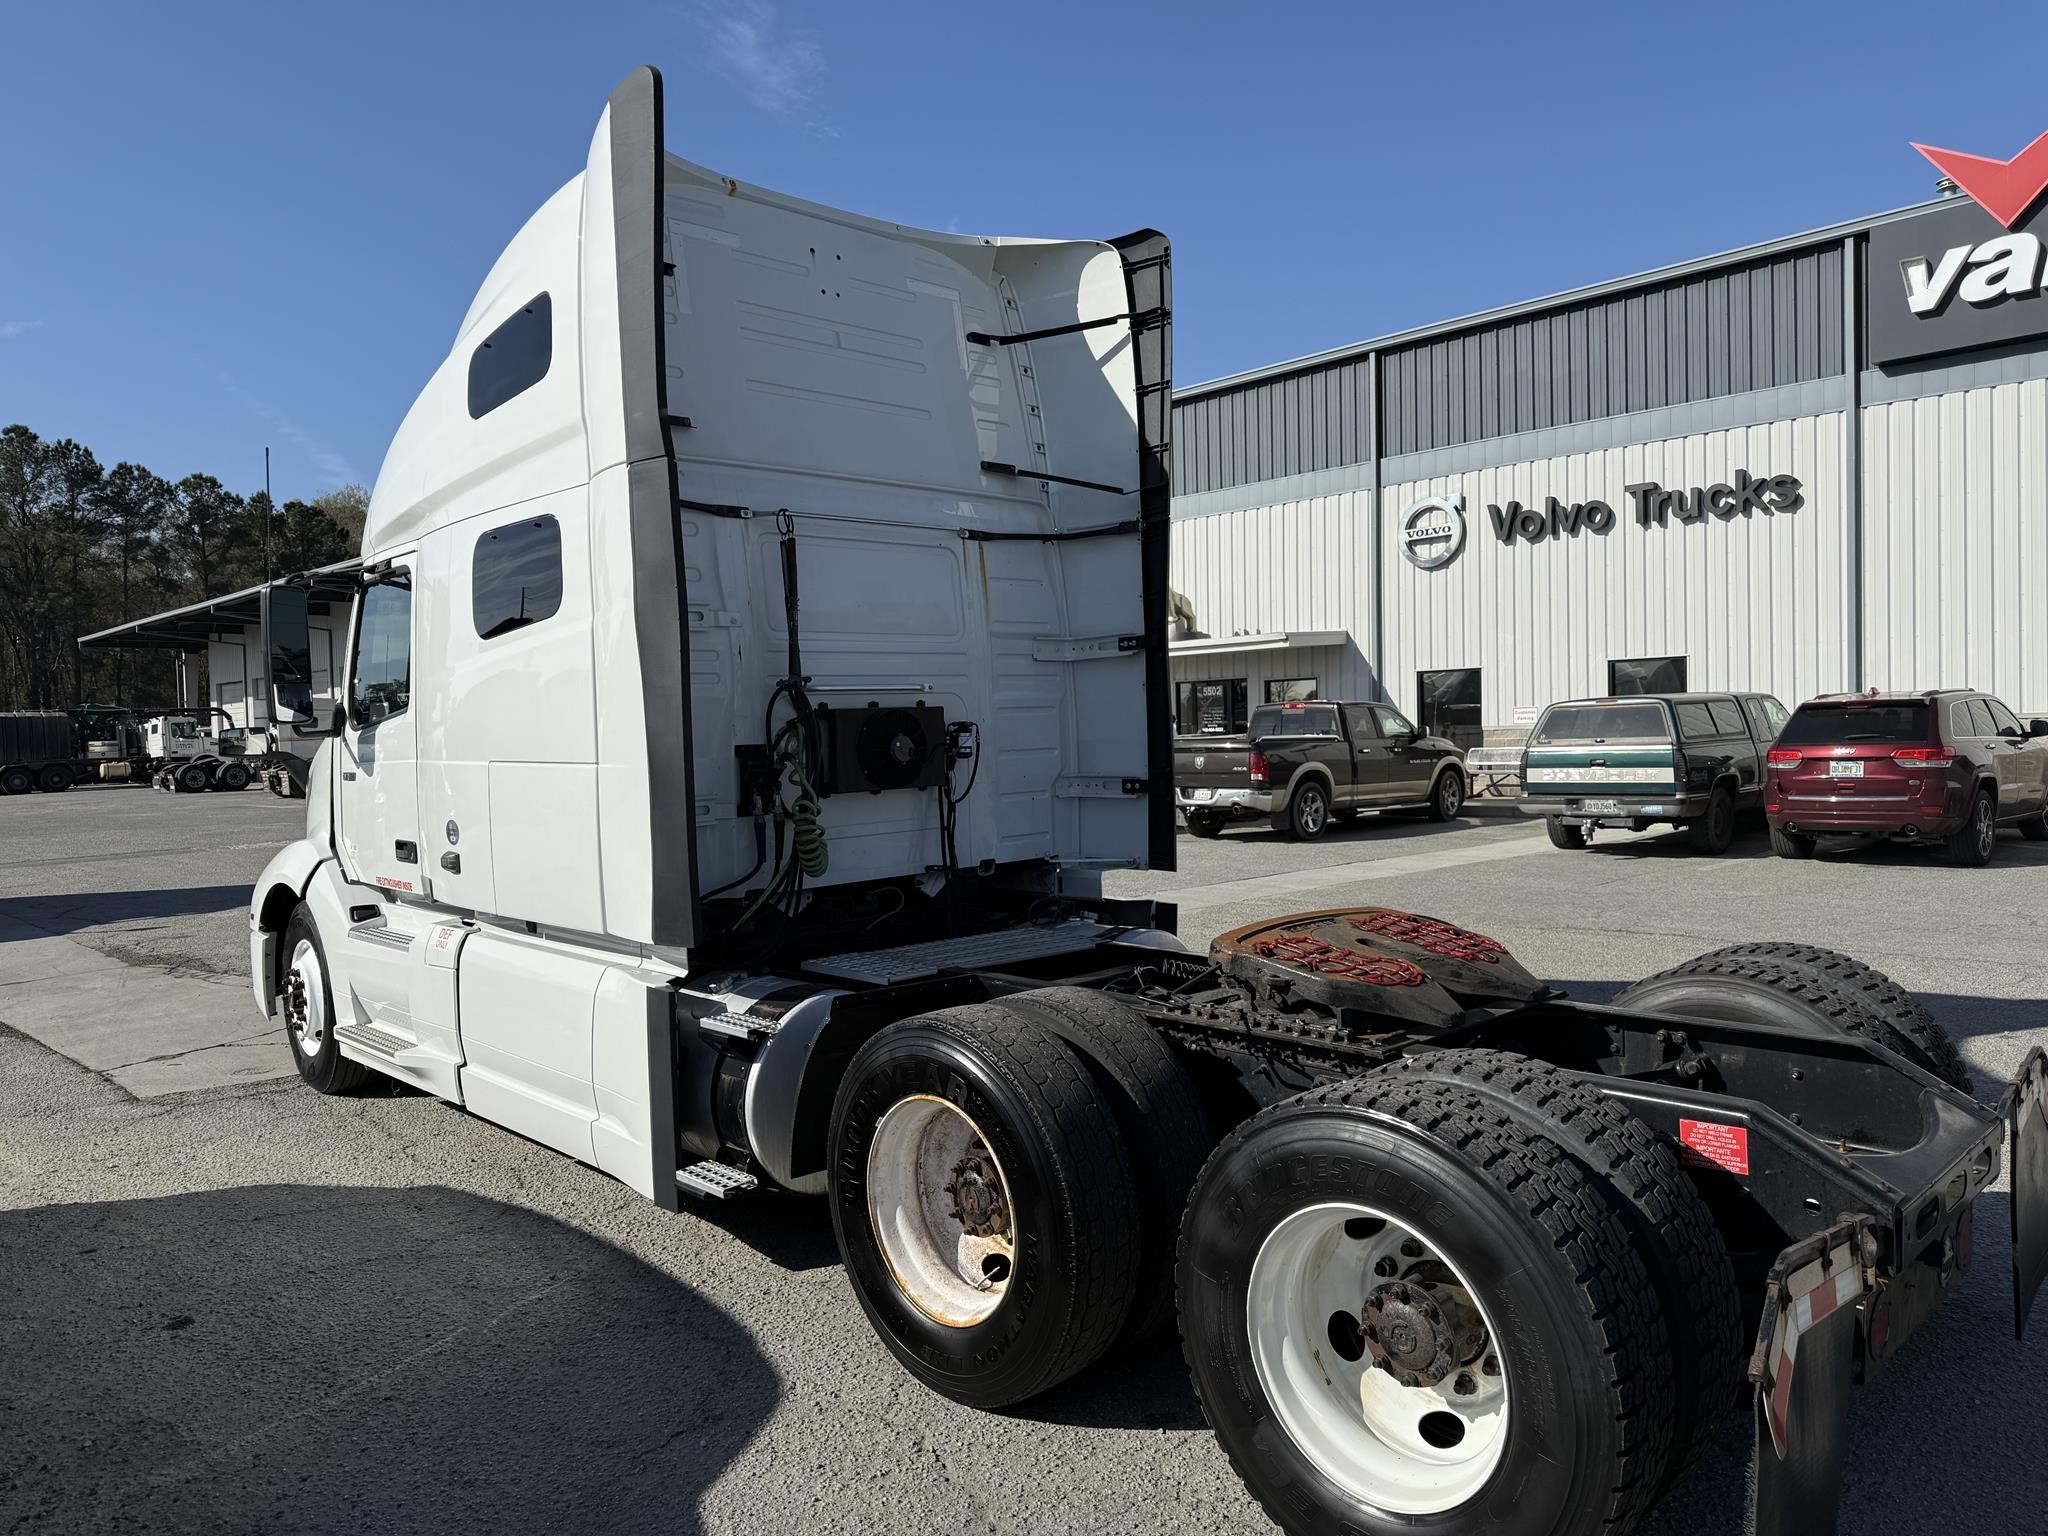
xmin=1174 ymin=700 xmax=1468 ymax=840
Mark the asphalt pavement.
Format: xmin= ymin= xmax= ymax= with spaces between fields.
xmin=3 ymin=790 xmax=2046 ymax=1534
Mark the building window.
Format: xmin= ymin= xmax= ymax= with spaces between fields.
xmin=1176 ymin=678 xmax=1248 ymax=735
xmin=1264 ymin=677 xmax=1319 ymax=704
xmin=1417 ymin=669 xmax=1483 ymax=750
xmin=473 ymin=515 xmax=565 ymax=638
xmin=1608 ymin=655 xmax=1687 ymax=695
xmin=467 ymin=293 xmax=552 ymax=418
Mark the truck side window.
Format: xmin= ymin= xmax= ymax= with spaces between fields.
xmin=473 ymin=515 xmax=564 ymax=638
xmin=1372 ymin=706 xmax=1415 ymax=739
xmin=1708 ymin=700 xmax=1746 ymax=736
xmin=467 ymin=293 xmax=552 ymax=418
xmin=1343 ymin=705 xmax=1378 ymax=741
xmin=350 ymin=577 xmax=412 ymax=727
xmin=1674 ymin=703 xmax=1717 ymax=740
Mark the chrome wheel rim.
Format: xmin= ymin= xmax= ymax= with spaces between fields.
xmin=1440 ymin=775 xmax=1463 ymax=817
xmin=1299 ymin=790 xmax=1327 ymax=834
xmin=283 ymin=938 xmax=327 ymax=1058
xmin=1976 ymin=799 xmax=1994 ymax=858
xmin=1249 ymin=1202 xmax=1509 ymax=1514
xmin=867 ymin=1096 xmax=1016 ymax=1327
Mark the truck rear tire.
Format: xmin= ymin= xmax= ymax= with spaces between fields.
xmin=1677 ymin=942 xmax=1971 ymax=1094
xmin=280 ymin=905 xmax=373 ymax=1095
xmin=1 ymin=766 xmax=33 ymax=795
xmin=36 ymin=764 xmax=71 ymax=792
xmin=1613 ymin=949 xmax=1973 ymax=1094
xmin=1179 ymin=1073 xmax=1671 ymax=1536
xmin=215 ymin=761 xmax=251 ymax=792
xmin=1372 ymin=1049 xmax=1742 ymax=1497
xmin=828 ymin=1003 xmax=1141 ymax=1407
xmin=1427 ymin=767 xmax=1466 ymax=822
xmin=1546 ymin=818 xmax=1592 ymax=849
xmin=1769 ymin=823 xmax=1815 ymax=859
xmin=1287 ymin=779 xmax=1331 ymax=840
xmin=1685 ymin=785 xmax=1735 ymax=854
xmin=176 ymin=762 xmax=211 ymax=793
xmin=1184 ymin=810 xmax=1224 ymax=839
xmin=999 ymin=986 xmax=1209 ymax=1345
xmin=1945 ymin=788 xmax=1997 ymax=867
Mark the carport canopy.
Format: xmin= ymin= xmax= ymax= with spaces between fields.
xmin=77 ymin=560 xmax=362 ymax=653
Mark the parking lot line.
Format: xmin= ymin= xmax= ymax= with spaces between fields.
xmin=1161 ymin=830 xmax=1554 ymax=913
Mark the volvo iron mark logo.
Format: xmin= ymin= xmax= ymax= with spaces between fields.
xmin=1401 ymin=495 xmax=1467 ymax=571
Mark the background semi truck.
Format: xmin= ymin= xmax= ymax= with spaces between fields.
xmin=242 ymin=67 xmax=2046 ymax=1536
xmin=0 ymin=704 xmax=284 ymax=795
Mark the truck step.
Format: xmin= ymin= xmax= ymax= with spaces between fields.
xmin=333 ymin=1020 xmax=417 ymax=1059
xmin=675 ymin=1161 xmax=759 ymax=1199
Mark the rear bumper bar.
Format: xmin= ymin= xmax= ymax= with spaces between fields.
xmin=1519 ymin=792 xmax=1708 ymax=823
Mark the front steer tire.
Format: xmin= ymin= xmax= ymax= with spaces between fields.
xmin=828 ymin=1003 xmax=1141 ymax=1408
xmin=280 ymin=905 xmax=372 ymax=1095
xmin=1287 ymin=779 xmax=1332 ymax=841
xmin=1179 ymin=1074 xmax=1672 ymax=1536
xmin=1374 ymin=1049 xmax=1742 ymax=1498
xmin=1427 ymin=767 xmax=1466 ymax=822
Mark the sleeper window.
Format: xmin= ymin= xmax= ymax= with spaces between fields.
xmin=473 ymin=515 xmax=564 ymax=639
xmin=467 ymin=294 xmax=552 ymax=418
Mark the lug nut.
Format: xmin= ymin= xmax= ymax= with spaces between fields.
xmin=1481 ymin=1353 xmax=1500 ymax=1377
xmin=1374 ymin=1257 xmax=1398 ymax=1277
xmin=1400 ymin=1239 xmax=1425 ymax=1259
xmin=1453 ymin=1372 xmax=1477 ymax=1396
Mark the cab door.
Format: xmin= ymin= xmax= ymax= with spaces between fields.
xmin=337 ymin=564 xmax=428 ymax=899
xmin=1983 ymin=698 xmax=2047 ymax=818
xmin=1374 ymin=704 xmax=1435 ymax=801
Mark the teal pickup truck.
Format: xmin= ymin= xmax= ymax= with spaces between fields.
xmin=1518 ymin=691 xmax=1789 ymax=853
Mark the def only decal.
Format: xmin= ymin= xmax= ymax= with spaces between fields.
xmin=1400 ymin=470 xmax=1802 ymax=568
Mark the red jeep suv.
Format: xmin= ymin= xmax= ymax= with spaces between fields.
xmin=1764 ymin=690 xmax=2048 ymax=864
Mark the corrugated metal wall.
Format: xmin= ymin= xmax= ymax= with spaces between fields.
xmin=1172 ymin=243 xmax=1843 ymax=495
xmin=1382 ymin=247 xmax=1843 ymax=456
xmin=1168 ymin=491 xmax=1377 ymax=699
xmin=1175 ymin=359 xmax=1372 ymax=496
xmin=1862 ymin=380 xmax=2048 ymax=712
xmin=1380 ymin=416 xmax=1847 ymax=727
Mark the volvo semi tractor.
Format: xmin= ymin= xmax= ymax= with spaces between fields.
xmin=246 ymin=67 xmax=2045 ymax=1536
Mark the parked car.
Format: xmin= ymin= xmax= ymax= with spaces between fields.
xmin=1519 ymin=690 xmax=1789 ymax=853
xmin=1174 ymin=699 xmax=1466 ymax=840
xmin=1764 ymin=690 xmax=2048 ymax=864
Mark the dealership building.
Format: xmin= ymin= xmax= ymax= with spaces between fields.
xmin=1166 ymin=163 xmax=2048 ymax=747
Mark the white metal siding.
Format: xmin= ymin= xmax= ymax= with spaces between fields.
xmin=1862 ymin=380 xmax=2048 ymax=714
xmin=1381 ymin=415 xmax=1846 ymax=728
xmin=1168 ymin=491 xmax=1376 ymax=702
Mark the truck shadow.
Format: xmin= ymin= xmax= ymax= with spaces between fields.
xmin=0 ymin=1183 xmax=775 ymax=1536
xmin=0 ymin=885 xmax=252 ymax=940
xmin=1189 ymin=815 xmax=1483 ymax=849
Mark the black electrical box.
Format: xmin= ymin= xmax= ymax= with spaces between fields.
xmin=816 ymin=703 xmax=948 ymax=796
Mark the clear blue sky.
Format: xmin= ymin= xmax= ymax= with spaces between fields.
xmin=4 ymin=0 xmax=2046 ymax=505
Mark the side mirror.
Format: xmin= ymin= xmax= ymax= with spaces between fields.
xmin=261 ymin=583 xmax=341 ymax=738
xmin=2031 ymin=719 xmax=2048 ymax=739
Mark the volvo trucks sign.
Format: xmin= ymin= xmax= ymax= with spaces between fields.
xmin=1401 ymin=472 xmax=1802 ymax=568
xmin=1868 ymin=133 xmax=2048 ymax=366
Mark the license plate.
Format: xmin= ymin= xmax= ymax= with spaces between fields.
xmin=1581 ymin=799 xmax=1621 ymax=814
xmin=1189 ymin=788 xmax=1212 ymax=801
xmin=1828 ymin=761 xmax=1864 ymax=778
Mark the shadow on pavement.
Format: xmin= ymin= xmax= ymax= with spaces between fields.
xmin=0 ymin=885 xmax=252 ymax=940
xmin=1183 ymin=814 xmax=1493 ymax=849
xmin=0 ymin=1183 xmax=774 ymax=1536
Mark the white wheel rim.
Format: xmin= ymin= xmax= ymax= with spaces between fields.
xmin=284 ymin=938 xmax=328 ymax=1057
xmin=867 ymin=1096 xmax=1016 ymax=1327
xmin=1249 ymin=1203 xmax=1509 ymax=1514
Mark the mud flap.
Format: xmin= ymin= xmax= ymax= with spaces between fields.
xmin=1747 ymin=1218 xmax=1868 ymax=1536
xmin=2004 ymin=1047 xmax=2048 ymax=1340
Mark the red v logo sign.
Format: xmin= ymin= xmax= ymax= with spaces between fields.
xmin=1913 ymin=132 xmax=2048 ymax=229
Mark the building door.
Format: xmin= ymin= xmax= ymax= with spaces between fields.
xmin=1417 ymin=669 xmax=1482 ymax=752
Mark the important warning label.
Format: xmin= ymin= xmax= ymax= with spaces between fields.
xmin=1677 ymin=1119 xmax=1751 ymax=1176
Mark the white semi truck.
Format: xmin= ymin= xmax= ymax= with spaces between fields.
xmin=248 ymin=68 xmax=2046 ymax=1536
